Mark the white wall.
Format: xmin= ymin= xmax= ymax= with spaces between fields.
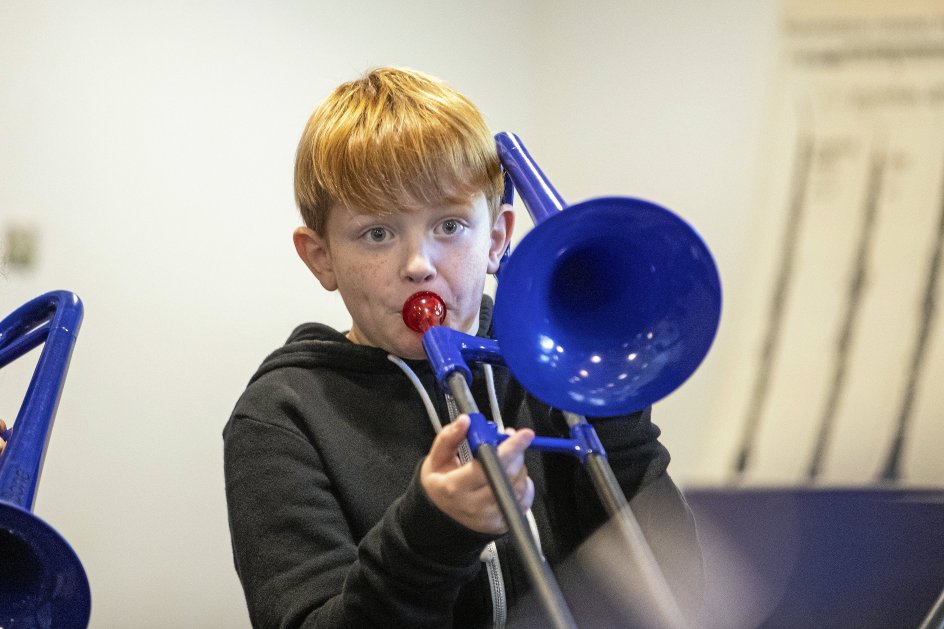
xmin=0 ymin=2 xmax=780 ymax=626
xmin=527 ymin=1 xmax=782 ymax=483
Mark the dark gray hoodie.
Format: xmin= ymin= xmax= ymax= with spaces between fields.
xmin=223 ymin=298 xmax=702 ymax=628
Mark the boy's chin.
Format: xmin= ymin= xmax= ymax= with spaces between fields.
xmin=399 ymin=344 xmax=430 ymax=361
xmin=399 ymin=349 xmax=429 ymax=361
xmin=386 ymin=335 xmax=429 ymax=361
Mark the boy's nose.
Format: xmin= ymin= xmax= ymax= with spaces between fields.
xmin=402 ymin=244 xmax=437 ymax=283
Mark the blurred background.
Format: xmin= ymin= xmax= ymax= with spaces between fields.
xmin=1 ymin=0 xmax=942 ymax=626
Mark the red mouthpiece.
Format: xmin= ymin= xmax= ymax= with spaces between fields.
xmin=402 ymin=291 xmax=446 ymax=333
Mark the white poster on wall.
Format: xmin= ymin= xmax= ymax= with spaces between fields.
xmin=716 ymin=0 xmax=944 ymax=485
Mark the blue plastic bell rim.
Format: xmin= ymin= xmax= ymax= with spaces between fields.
xmin=493 ymin=196 xmax=722 ymax=417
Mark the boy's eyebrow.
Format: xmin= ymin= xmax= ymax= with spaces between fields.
xmin=342 ymin=206 xmax=397 ymax=222
xmin=437 ymin=203 xmax=473 ymax=215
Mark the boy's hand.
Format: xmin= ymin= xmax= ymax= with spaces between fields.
xmin=421 ymin=415 xmax=535 ymax=535
xmin=0 ymin=418 xmax=7 ymax=455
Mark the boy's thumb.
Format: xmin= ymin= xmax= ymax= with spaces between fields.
xmin=427 ymin=415 xmax=469 ymax=469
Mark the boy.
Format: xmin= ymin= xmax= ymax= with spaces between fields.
xmin=224 ymin=67 xmax=702 ymax=628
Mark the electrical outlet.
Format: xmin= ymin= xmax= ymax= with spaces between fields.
xmin=2 ymin=223 xmax=40 ymax=270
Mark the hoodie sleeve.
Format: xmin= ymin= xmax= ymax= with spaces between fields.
xmin=223 ymin=413 xmax=492 ymax=628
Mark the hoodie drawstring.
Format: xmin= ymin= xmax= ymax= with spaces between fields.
xmin=388 ymin=354 xmax=508 ymax=628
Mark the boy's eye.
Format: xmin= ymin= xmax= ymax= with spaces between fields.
xmin=439 ymin=220 xmax=462 ymax=235
xmin=365 ymin=227 xmax=388 ymax=242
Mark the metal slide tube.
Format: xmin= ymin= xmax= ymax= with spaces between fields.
xmin=566 ymin=415 xmax=687 ymax=628
xmin=447 ymin=373 xmax=577 ymax=629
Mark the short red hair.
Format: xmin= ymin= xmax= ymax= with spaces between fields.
xmin=294 ymin=67 xmax=503 ymax=235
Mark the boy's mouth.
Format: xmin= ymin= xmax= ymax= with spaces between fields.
xmin=402 ymin=291 xmax=446 ymax=333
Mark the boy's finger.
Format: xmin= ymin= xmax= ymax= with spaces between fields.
xmin=518 ymin=476 xmax=535 ymax=510
xmin=426 ymin=415 xmax=470 ymax=471
xmin=496 ymin=431 xmax=533 ymax=481
xmin=497 ymin=428 xmax=534 ymax=462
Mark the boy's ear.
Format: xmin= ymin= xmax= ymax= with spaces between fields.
xmin=293 ymin=227 xmax=338 ymax=291
xmin=486 ymin=203 xmax=516 ymax=274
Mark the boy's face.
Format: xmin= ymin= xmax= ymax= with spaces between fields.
xmin=294 ymin=193 xmax=514 ymax=359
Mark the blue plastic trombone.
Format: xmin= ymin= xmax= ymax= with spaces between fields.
xmin=421 ymin=133 xmax=721 ymax=628
xmin=0 ymin=291 xmax=90 ymax=628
